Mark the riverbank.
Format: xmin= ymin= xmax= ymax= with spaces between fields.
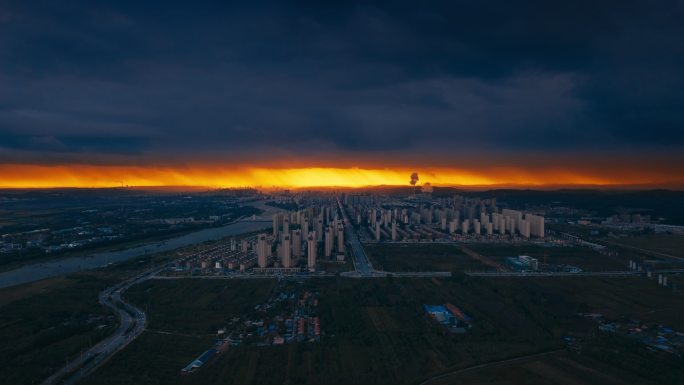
xmin=0 ymin=220 xmax=270 ymax=289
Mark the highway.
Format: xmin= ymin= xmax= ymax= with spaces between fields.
xmin=40 ymin=267 xmax=163 ymax=385
xmin=337 ymin=197 xmax=374 ymax=277
xmin=336 ymin=197 xmax=452 ymax=279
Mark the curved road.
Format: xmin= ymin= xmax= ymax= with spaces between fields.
xmin=41 ymin=267 xmax=162 ymax=385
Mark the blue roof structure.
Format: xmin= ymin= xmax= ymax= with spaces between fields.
xmin=424 ymin=304 xmax=454 ymax=325
xmin=181 ymin=349 xmax=217 ymax=373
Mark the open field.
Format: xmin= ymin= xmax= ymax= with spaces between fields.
xmin=125 ymin=279 xmax=276 ymax=334
xmin=317 ymin=259 xmax=353 ymax=274
xmin=0 ymin=275 xmax=73 ymax=306
xmin=482 ymin=275 xmax=684 ymax=330
xmin=666 ymin=274 xmax=684 ymax=291
xmin=80 ymin=332 xmax=215 ymax=385
xmin=424 ymin=349 xmax=657 ymax=385
xmin=466 ymin=243 xmax=629 ymax=271
xmin=0 ymin=249 xmax=191 ymax=385
xmin=365 ymin=244 xmax=490 ymax=272
xmin=599 ymin=234 xmax=684 ymax=260
xmin=81 ymin=274 xmax=684 ymax=385
xmin=83 ymin=277 xmax=560 ymax=385
xmin=0 ymin=273 xmax=117 ymax=385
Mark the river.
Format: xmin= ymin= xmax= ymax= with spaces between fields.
xmin=0 ymin=220 xmax=271 ymax=289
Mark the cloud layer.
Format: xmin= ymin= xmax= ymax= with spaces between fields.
xmin=0 ymin=1 xmax=682 ymax=177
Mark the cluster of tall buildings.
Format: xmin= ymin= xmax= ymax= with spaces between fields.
xmin=499 ymin=209 xmax=545 ymax=238
xmin=343 ymin=194 xmax=544 ymax=241
xmin=256 ymin=202 xmax=346 ymax=272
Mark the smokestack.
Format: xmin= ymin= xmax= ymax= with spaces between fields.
xmin=410 ymin=172 xmax=419 ymax=195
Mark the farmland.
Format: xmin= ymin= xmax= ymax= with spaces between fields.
xmin=365 ymin=243 xmax=489 ymax=272
xmin=466 ymin=243 xmax=629 ymax=271
xmin=598 ymin=233 xmax=684 ymax=259
xmin=124 ymin=279 xmax=276 ymax=334
xmin=0 ymin=273 xmax=117 ymax=385
xmin=81 ymin=274 xmax=684 ymax=385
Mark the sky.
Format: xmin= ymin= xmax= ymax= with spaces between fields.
xmin=1 ymin=1 xmax=683 ymax=188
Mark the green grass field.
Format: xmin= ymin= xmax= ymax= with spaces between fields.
xmin=365 ymin=243 xmax=489 ymax=272
xmin=124 ymin=279 xmax=276 ymax=334
xmin=467 ymin=243 xmax=629 ymax=271
xmin=80 ymin=275 xmax=684 ymax=385
xmin=600 ymin=234 xmax=684 ymax=259
xmin=0 ymin=273 xmax=117 ymax=385
xmin=0 ymin=251 xmax=199 ymax=385
xmin=80 ymin=332 xmax=215 ymax=385
xmin=425 ymin=349 xmax=662 ymax=385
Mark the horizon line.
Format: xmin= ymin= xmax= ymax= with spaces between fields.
xmin=1 ymin=183 xmax=683 ymax=192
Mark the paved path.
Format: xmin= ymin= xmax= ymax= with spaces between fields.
xmin=417 ymin=348 xmax=565 ymax=385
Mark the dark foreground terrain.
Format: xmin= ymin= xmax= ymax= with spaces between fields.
xmin=74 ymin=275 xmax=683 ymax=385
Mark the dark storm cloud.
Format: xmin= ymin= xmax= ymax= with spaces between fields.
xmin=0 ymin=0 xmax=683 ymax=164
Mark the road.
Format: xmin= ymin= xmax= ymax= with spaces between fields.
xmin=599 ymin=239 xmax=684 ymax=262
xmin=417 ymin=348 xmax=565 ymax=385
xmin=340 ymin=270 xmax=453 ymax=278
xmin=150 ymin=273 xmax=330 ymax=280
xmin=36 ymin=200 xmax=448 ymax=384
xmin=40 ymin=267 xmax=163 ymax=385
xmin=337 ymin=197 xmax=374 ymax=277
xmin=371 ymin=271 xmax=451 ymax=278
xmin=465 ymin=269 xmax=684 ymax=277
xmin=335 ymin=198 xmax=451 ymax=279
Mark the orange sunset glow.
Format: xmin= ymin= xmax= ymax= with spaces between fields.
xmin=0 ymin=164 xmax=681 ymax=189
